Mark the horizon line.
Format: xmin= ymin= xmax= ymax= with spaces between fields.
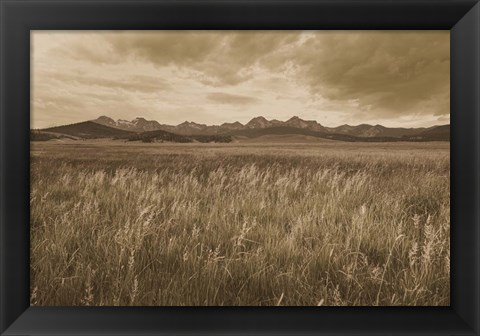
xmin=33 ymin=115 xmax=451 ymax=130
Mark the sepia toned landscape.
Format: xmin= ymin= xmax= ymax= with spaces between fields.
xmin=30 ymin=31 xmax=450 ymax=306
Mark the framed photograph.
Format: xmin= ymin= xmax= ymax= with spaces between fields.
xmin=1 ymin=0 xmax=479 ymax=335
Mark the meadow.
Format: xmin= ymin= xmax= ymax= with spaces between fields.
xmin=30 ymin=140 xmax=450 ymax=306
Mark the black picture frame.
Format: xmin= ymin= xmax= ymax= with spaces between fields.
xmin=1 ymin=0 xmax=479 ymax=335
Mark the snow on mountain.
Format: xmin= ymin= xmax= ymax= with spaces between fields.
xmin=92 ymin=115 xmax=442 ymax=139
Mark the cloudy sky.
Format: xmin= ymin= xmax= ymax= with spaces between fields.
xmin=31 ymin=31 xmax=449 ymax=129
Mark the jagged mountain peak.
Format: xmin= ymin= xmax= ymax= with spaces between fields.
xmin=246 ymin=116 xmax=271 ymax=128
xmin=93 ymin=116 xmax=161 ymax=132
xmin=287 ymin=116 xmax=302 ymax=121
xmin=96 ymin=115 xmax=115 ymax=122
xmin=94 ymin=116 xmax=117 ymax=127
xmin=247 ymin=116 xmax=268 ymax=123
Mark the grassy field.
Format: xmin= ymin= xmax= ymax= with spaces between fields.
xmin=30 ymin=140 xmax=450 ymax=306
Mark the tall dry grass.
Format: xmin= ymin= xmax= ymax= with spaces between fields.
xmin=30 ymin=142 xmax=450 ymax=306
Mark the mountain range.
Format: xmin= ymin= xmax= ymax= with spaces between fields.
xmin=31 ymin=115 xmax=450 ymax=143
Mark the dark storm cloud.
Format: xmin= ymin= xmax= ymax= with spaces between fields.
xmin=290 ymin=32 xmax=450 ymax=118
